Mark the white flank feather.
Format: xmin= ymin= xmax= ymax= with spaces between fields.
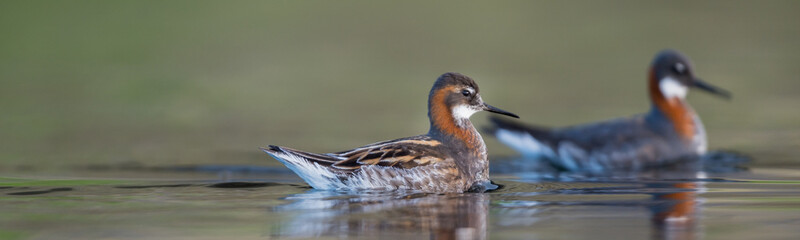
xmin=265 ymin=149 xmax=466 ymax=192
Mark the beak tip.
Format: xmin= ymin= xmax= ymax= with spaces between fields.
xmin=483 ymin=103 xmax=519 ymax=119
xmin=693 ymin=78 xmax=732 ymax=100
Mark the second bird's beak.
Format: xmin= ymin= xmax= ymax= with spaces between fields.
xmin=483 ymin=103 xmax=519 ymax=118
xmin=693 ymin=78 xmax=732 ymax=99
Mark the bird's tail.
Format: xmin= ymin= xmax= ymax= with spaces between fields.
xmin=260 ymin=145 xmax=343 ymax=189
xmin=485 ymin=116 xmax=558 ymax=158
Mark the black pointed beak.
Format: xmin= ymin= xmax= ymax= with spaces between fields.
xmin=483 ymin=103 xmax=519 ymax=118
xmin=693 ymin=78 xmax=732 ymax=99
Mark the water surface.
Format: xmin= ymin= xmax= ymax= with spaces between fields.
xmin=2 ymin=160 xmax=798 ymax=240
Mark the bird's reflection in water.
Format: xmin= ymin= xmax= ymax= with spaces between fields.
xmin=491 ymin=154 xmax=718 ymax=240
xmin=650 ymin=182 xmax=704 ymax=240
xmin=270 ymin=190 xmax=488 ymax=240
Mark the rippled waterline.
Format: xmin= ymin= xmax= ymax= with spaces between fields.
xmin=1 ymin=164 xmax=799 ymax=240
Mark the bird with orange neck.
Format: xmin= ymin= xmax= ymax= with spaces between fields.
xmin=488 ymin=50 xmax=731 ymax=172
xmin=263 ymin=72 xmax=518 ymax=193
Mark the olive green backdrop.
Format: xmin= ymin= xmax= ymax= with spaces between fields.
xmin=1 ymin=1 xmax=798 ymax=172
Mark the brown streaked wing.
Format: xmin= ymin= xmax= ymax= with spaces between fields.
xmin=331 ymin=137 xmax=445 ymax=170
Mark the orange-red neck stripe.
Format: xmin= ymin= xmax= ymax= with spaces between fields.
xmin=430 ymin=86 xmax=482 ymax=148
xmin=649 ymin=67 xmax=696 ymax=139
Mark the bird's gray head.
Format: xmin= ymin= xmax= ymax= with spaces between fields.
xmin=650 ymin=49 xmax=731 ymax=100
xmin=428 ymin=72 xmax=518 ymax=126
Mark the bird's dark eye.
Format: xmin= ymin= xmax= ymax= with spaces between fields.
xmin=461 ymin=90 xmax=471 ymax=97
xmin=673 ymin=63 xmax=686 ymax=75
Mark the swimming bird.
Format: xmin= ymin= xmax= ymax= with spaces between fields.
xmin=487 ymin=50 xmax=731 ymax=172
xmin=262 ymin=72 xmax=519 ymax=193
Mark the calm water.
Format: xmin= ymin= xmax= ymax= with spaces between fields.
xmin=2 ymin=155 xmax=799 ymax=240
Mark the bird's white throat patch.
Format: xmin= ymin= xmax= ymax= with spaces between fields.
xmin=659 ymin=77 xmax=688 ymax=99
xmin=452 ymin=105 xmax=479 ymax=120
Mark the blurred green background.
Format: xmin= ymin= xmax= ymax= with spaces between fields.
xmin=1 ymin=1 xmax=798 ymax=174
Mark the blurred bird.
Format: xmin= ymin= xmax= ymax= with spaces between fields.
xmin=487 ymin=50 xmax=731 ymax=172
xmin=263 ymin=72 xmax=518 ymax=193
